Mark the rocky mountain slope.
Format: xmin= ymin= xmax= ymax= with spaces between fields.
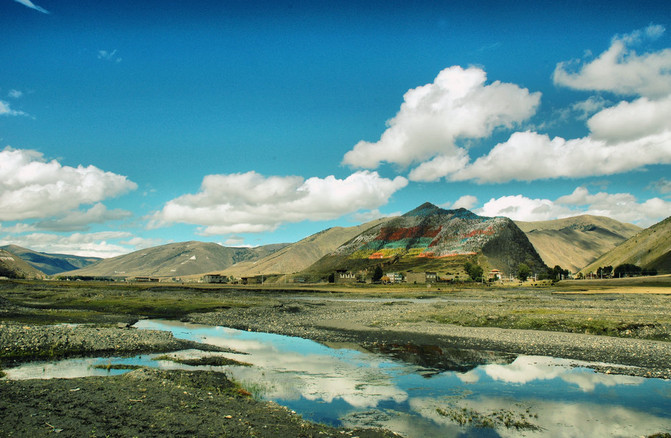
xmin=305 ymin=203 xmax=546 ymax=277
xmin=1 ymin=245 xmax=101 ymax=275
xmin=0 ymin=249 xmax=45 ymax=279
xmin=515 ymin=216 xmax=641 ymax=272
xmin=220 ymin=218 xmax=392 ymax=277
xmin=63 ymin=241 xmax=287 ymax=278
xmin=581 ymin=215 xmax=671 ymax=275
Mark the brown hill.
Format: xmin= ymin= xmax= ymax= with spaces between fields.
xmin=305 ymin=203 xmax=546 ymax=278
xmin=1 ymin=244 xmax=101 ymax=275
xmin=0 ymin=249 xmax=45 ymax=279
xmin=63 ymin=241 xmax=287 ymax=279
xmin=220 ymin=218 xmax=392 ymax=277
xmin=581 ymin=216 xmax=671 ymax=275
xmin=515 ymin=215 xmax=641 ymax=273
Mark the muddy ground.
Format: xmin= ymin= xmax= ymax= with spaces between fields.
xmin=1 ymin=278 xmax=671 ymax=437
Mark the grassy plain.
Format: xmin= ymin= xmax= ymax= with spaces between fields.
xmin=2 ymin=276 xmax=670 ymax=340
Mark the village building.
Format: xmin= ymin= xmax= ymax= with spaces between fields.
xmin=405 ymin=271 xmax=437 ymax=284
xmin=384 ymin=272 xmax=403 ymax=283
xmin=334 ymin=269 xmax=357 ymax=284
xmin=488 ymin=269 xmax=503 ymax=281
xmin=203 ymin=274 xmax=228 ymax=284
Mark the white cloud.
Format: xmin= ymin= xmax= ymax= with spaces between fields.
xmin=0 ymin=147 xmax=137 ymax=221
xmin=0 ymin=232 xmax=133 ymax=258
xmin=0 ymin=100 xmax=27 ymax=117
xmin=477 ymin=187 xmax=671 ymax=227
xmin=553 ymin=24 xmax=671 ymax=98
xmin=587 ymin=94 xmax=671 ymax=142
xmin=477 ymin=194 xmax=574 ymax=222
xmin=13 ymin=0 xmax=49 ymax=14
xmin=34 ymin=203 xmax=132 ymax=232
xmin=451 ymin=195 xmax=479 ymax=210
xmin=150 ymin=170 xmax=408 ymax=235
xmin=451 ymin=129 xmax=671 ymax=183
xmin=408 ymin=150 xmax=469 ymax=182
xmin=8 ymin=89 xmax=23 ymax=99
xmin=342 ymin=66 xmax=540 ymax=171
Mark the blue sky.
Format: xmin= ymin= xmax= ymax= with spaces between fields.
xmin=1 ymin=0 xmax=671 ymax=257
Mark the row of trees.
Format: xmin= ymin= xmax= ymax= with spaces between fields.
xmin=595 ymin=264 xmax=658 ymax=278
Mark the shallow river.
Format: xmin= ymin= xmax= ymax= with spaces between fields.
xmin=5 ymin=320 xmax=671 ymax=437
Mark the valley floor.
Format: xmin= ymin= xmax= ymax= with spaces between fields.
xmin=1 ymin=278 xmax=671 ymax=437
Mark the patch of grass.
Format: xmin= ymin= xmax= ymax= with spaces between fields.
xmin=436 ymin=406 xmax=541 ymax=431
xmin=154 ymin=354 xmax=251 ymax=367
xmin=93 ymin=363 xmax=144 ymax=371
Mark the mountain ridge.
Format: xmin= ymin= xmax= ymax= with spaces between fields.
xmin=515 ymin=215 xmax=641 ymax=272
xmin=581 ymin=215 xmax=671 ymax=275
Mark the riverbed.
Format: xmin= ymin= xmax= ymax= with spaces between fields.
xmin=4 ymin=319 xmax=671 ymax=437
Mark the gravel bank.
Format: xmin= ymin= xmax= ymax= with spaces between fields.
xmin=0 ymin=322 xmax=222 ymax=364
xmin=189 ymin=298 xmax=671 ymax=379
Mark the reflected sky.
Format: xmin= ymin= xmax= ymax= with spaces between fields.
xmin=4 ymin=320 xmax=671 ymax=437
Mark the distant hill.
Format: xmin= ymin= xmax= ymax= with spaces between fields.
xmin=515 ymin=215 xmax=641 ymax=273
xmin=581 ymin=216 xmax=671 ymax=275
xmin=0 ymin=249 xmax=45 ymax=279
xmin=219 ymin=218 xmax=392 ymax=277
xmin=63 ymin=241 xmax=288 ymax=278
xmin=304 ymin=203 xmax=546 ymax=278
xmin=1 ymin=245 xmax=101 ymax=275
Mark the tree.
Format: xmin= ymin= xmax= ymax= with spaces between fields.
xmin=518 ymin=263 xmax=531 ymax=282
xmin=464 ymin=261 xmax=483 ymax=282
xmin=614 ymin=264 xmax=641 ymax=278
xmin=372 ymin=266 xmax=384 ymax=282
xmin=550 ymin=265 xmax=569 ymax=281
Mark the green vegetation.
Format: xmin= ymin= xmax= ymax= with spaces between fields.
xmin=0 ymin=280 xmax=257 ymax=324
xmin=154 ymin=354 xmax=251 ymax=367
xmin=93 ymin=363 xmax=144 ymax=371
xmin=464 ymin=261 xmax=483 ymax=282
xmin=517 ymin=263 xmax=531 ymax=282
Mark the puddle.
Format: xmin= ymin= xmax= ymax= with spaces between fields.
xmin=4 ymin=319 xmax=671 ymax=437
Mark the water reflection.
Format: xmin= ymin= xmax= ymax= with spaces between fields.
xmin=3 ymin=319 xmax=670 ymax=437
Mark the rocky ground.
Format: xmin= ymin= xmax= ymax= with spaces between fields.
xmin=1 ymin=279 xmax=671 ymax=437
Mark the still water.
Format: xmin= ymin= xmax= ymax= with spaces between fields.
xmin=4 ymin=319 xmax=671 ymax=437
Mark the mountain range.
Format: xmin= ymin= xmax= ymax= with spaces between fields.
xmin=515 ymin=215 xmax=641 ymax=273
xmin=0 ymin=245 xmax=101 ymax=276
xmin=0 ymin=248 xmax=45 ymax=279
xmin=1 ymin=203 xmax=667 ymax=280
xmin=62 ymin=241 xmax=288 ymax=278
xmin=581 ymin=215 xmax=671 ymax=275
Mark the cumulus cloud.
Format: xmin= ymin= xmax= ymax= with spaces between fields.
xmin=34 ymin=203 xmax=132 ymax=232
xmin=150 ymin=171 xmax=408 ymax=235
xmin=0 ymin=147 xmax=137 ymax=221
xmin=13 ymin=0 xmax=49 ymax=14
xmin=342 ymin=66 xmax=540 ymax=171
xmin=477 ymin=187 xmax=671 ymax=227
xmin=553 ymin=24 xmax=671 ymax=98
xmin=451 ymin=128 xmax=671 ymax=183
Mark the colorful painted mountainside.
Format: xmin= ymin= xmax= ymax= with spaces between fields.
xmin=305 ymin=203 xmax=546 ymax=276
xmin=1 ymin=245 xmax=101 ymax=275
xmin=581 ymin=215 xmax=671 ymax=275
xmin=0 ymin=249 xmax=45 ymax=279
